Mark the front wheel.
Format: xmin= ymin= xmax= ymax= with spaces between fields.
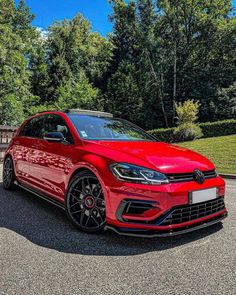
xmin=65 ymin=171 xmax=106 ymax=233
xmin=3 ymin=156 xmax=16 ymax=190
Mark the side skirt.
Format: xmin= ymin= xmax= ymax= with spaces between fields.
xmin=15 ymin=181 xmax=65 ymax=210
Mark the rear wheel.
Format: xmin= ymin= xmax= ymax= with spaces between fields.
xmin=65 ymin=171 xmax=106 ymax=233
xmin=3 ymin=156 xmax=16 ymax=190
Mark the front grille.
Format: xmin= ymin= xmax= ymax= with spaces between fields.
xmin=167 ymin=170 xmax=217 ymax=183
xmin=158 ymin=197 xmax=225 ymax=226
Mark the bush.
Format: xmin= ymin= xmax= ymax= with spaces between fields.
xmin=200 ymin=120 xmax=236 ymax=138
xmin=149 ymin=127 xmax=175 ymax=142
xmin=175 ymin=100 xmax=200 ymax=124
xmin=173 ymin=123 xmax=203 ymax=142
xmin=174 ymin=100 xmax=203 ymax=141
xmin=148 ymin=119 xmax=236 ymax=142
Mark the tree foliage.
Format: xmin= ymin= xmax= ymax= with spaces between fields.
xmin=106 ymin=0 xmax=236 ymax=129
xmin=0 ymin=0 xmax=235 ymax=128
xmin=45 ymin=14 xmax=111 ymax=109
xmin=0 ymin=0 xmax=37 ymax=125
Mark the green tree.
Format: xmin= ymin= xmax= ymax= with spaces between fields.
xmin=54 ymin=72 xmax=100 ymax=111
xmin=107 ymin=0 xmax=144 ymax=125
xmin=136 ymin=0 xmax=170 ymax=128
xmin=1 ymin=0 xmax=236 ymax=128
xmin=108 ymin=0 xmax=138 ymax=69
xmin=13 ymin=0 xmax=36 ymax=44
xmin=47 ymin=14 xmax=111 ymax=104
xmin=86 ymin=32 xmax=112 ymax=90
xmin=41 ymin=13 xmax=112 ymax=112
xmin=107 ymin=0 xmax=236 ymax=129
xmin=156 ymin=0 xmax=235 ymax=123
xmin=107 ymin=62 xmax=143 ymax=122
xmin=0 ymin=0 xmax=37 ymax=125
xmin=29 ymin=32 xmax=50 ymax=103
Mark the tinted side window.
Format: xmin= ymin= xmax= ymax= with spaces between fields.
xmin=43 ymin=114 xmax=74 ymax=143
xmin=20 ymin=116 xmax=45 ymax=138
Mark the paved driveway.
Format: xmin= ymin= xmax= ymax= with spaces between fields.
xmin=0 ymin=165 xmax=235 ymax=295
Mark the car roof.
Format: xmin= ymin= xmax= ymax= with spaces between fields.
xmin=66 ymin=109 xmax=113 ymax=118
xmin=30 ymin=109 xmax=113 ymax=119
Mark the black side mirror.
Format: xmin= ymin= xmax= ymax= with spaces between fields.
xmin=43 ymin=132 xmax=65 ymax=143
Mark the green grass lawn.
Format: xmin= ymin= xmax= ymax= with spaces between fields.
xmin=178 ymin=135 xmax=236 ymax=174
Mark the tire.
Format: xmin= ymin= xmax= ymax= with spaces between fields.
xmin=65 ymin=170 xmax=106 ymax=233
xmin=3 ymin=156 xmax=16 ymax=190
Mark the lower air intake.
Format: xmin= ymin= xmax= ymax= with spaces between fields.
xmin=158 ymin=197 xmax=225 ymax=226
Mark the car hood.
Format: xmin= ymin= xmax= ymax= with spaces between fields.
xmin=82 ymin=140 xmax=215 ymax=174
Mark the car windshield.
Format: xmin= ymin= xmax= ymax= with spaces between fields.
xmin=67 ymin=114 xmax=156 ymax=141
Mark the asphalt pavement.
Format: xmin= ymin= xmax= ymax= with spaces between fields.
xmin=0 ymin=165 xmax=235 ymax=295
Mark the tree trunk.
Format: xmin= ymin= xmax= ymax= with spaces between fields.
xmin=145 ymin=50 xmax=169 ymax=128
xmin=160 ymin=66 xmax=169 ymax=128
xmin=173 ymin=40 xmax=177 ymax=124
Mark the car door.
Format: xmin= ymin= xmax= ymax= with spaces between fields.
xmin=28 ymin=114 xmax=76 ymax=201
xmin=12 ymin=116 xmax=45 ymax=184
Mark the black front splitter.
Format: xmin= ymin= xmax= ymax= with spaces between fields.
xmin=105 ymin=212 xmax=228 ymax=238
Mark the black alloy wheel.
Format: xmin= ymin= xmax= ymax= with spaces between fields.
xmin=65 ymin=171 xmax=106 ymax=233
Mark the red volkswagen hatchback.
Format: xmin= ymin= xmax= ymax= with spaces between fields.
xmin=3 ymin=110 xmax=227 ymax=237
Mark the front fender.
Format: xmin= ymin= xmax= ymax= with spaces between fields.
xmin=66 ymin=154 xmax=114 ymax=211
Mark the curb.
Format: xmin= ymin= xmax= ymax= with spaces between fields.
xmin=219 ymin=173 xmax=236 ymax=180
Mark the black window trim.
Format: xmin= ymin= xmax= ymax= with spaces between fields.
xmin=19 ymin=115 xmax=45 ymax=140
xmin=42 ymin=114 xmax=74 ymax=144
xmin=19 ymin=113 xmax=75 ymax=144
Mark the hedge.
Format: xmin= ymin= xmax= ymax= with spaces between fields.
xmin=148 ymin=119 xmax=236 ymax=142
xmin=199 ymin=120 xmax=236 ymax=138
xmin=149 ymin=127 xmax=175 ymax=142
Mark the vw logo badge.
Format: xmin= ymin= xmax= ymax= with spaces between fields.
xmin=193 ymin=169 xmax=205 ymax=184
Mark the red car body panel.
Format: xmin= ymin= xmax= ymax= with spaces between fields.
xmin=5 ymin=111 xmax=227 ymax=236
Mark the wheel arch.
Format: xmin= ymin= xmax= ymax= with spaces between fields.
xmin=66 ymin=161 xmax=111 ymax=210
xmin=68 ymin=167 xmax=95 ymax=183
xmin=66 ymin=163 xmax=107 ymax=192
xmin=3 ymin=152 xmax=12 ymax=163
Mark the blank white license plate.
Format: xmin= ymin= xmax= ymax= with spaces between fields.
xmin=190 ymin=188 xmax=218 ymax=204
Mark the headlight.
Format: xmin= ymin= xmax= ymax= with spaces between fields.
xmin=110 ymin=163 xmax=169 ymax=185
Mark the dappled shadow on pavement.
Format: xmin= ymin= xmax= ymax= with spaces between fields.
xmin=0 ymin=182 xmax=223 ymax=256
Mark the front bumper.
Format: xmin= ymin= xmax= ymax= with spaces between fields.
xmin=105 ymin=176 xmax=227 ymax=236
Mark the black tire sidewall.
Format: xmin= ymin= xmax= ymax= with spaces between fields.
xmin=3 ymin=156 xmax=16 ymax=190
xmin=65 ymin=170 xmax=106 ymax=233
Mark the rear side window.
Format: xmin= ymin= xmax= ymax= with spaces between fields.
xmin=20 ymin=116 xmax=45 ymax=138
